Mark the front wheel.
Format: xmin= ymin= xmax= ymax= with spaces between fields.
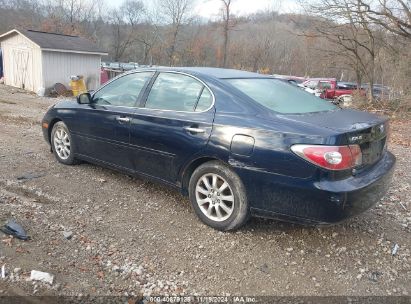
xmin=51 ymin=121 xmax=78 ymax=165
xmin=188 ymin=161 xmax=249 ymax=231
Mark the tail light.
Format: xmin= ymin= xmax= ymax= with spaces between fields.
xmin=291 ymin=144 xmax=362 ymax=170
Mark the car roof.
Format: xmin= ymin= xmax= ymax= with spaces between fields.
xmin=339 ymin=82 xmax=357 ymax=85
xmin=131 ymin=66 xmax=269 ymax=79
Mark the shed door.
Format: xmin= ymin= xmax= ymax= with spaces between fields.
xmin=11 ymin=48 xmax=33 ymax=91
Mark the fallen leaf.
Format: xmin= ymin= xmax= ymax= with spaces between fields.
xmin=16 ymin=247 xmax=29 ymax=253
xmin=2 ymin=236 xmax=13 ymax=247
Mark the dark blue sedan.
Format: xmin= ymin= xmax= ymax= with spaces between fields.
xmin=42 ymin=67 xmax=395 ymax=231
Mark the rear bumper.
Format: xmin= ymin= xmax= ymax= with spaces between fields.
xmin=313 ymin=151 xmax=395 ymax=223
xmin=238 ymin=151 xmax=396 ymax=224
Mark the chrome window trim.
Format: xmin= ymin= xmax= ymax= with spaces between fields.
xmin=91 ymin=70 xmax=216 ymax=113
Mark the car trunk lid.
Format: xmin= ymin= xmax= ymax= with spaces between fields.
xmin=281 ymin=109 xmax=388 ymax=167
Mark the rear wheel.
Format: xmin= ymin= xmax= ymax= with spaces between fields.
xmin=189 ymin=161 xmax=249 ymax=231
xmin=51 ymin=121 xmax=78 ymax=165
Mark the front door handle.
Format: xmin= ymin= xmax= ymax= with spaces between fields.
xmin=116 ymin=117 xmax=130 ymax=123
xmin=184 ymin=127 xmax=206 ymax=134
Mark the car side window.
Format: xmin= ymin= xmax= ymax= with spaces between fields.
xmin=319 ymin=82 xmax=332 ymax=89
xmin=306 ymin=80 xmax=318 ymax=89
xmin=145 ymin=73 xmax=212 ymax=112
xmin=195 ymin=88 xmax=213 ymax=111
xmin=93 ymin=72 xmax=153 ymax=107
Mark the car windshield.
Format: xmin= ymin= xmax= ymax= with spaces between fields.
xmin=225 ymin=78 xmax=337 ymax=114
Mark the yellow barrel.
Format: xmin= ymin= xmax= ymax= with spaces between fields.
xmin=69 ymin=76 xmax=87 ymax=96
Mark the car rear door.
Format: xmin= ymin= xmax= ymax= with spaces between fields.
xmin=129 ymin=72 xmax=215 ymax=183
xmin=70 ymin=71 xmax=154 ymax=170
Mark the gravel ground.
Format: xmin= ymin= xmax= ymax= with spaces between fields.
xmin=0 ymin=84 xmax=410 ymax=297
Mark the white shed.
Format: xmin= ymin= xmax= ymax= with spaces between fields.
xmin=0 ymin=29 xmax=108 ymax=93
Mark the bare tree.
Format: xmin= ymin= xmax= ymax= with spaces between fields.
xmin=299 ymin=0 xmax=384 ymax=102
xmin=0 ymin=0 xmax=409 ymax=101
xmin=220 ymin=0 xmax=236 ymax=67
xmin=121 ymin=0 xmax=145 ymax=27
xmin=236 ymin=24 xmax=273 ymax=72
xmin=135 ymin=23 xmax=160 ymax=65
xmin=110 ymin=0 xmax=145 ymax=61
xmin=38 ymin=0 xmax=105 ymax=36
xmin=158 ymin=0 xmax=193 ymax=66
xmin=358 ymin=0 xmax=411 ymax=39
xmin=53 ymin=0 xmax=99 ymax=34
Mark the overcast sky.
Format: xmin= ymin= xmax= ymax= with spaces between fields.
xmin=107 ymin=0 xmax=302 ymax=18
xmin=193 ymin=0 xmax=302 ymax=18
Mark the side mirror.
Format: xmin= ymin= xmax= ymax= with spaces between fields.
xmin=77 ymin=92 xmax=92 ymax=104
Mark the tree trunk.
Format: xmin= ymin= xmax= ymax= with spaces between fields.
xmin=222 ymin=23 xmax=228 ymax=67
xmin=355 ymin=67 xmax=362 ymax=91
xmin=221 ymin=0 xmax=231 ymax=68
xmin=169 ymin=25 xmax=179 ymax=66
xmin=252 ymin=56 xmax=259 ymax=72
xmin=368 ymin=77 xmax=374 ymax=103
xmin=367 ymin=56 xmax=375 ymax=103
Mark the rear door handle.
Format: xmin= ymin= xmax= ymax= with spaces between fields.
xmin=116 ymin=117 xmax=130 ymax=123
xmin=183 ymin=127 xmax=206 ymax=134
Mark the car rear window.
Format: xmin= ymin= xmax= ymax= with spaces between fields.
xmin=225 ymin=78 xmax=337 ymax=114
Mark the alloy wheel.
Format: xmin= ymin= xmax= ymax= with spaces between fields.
xmin=53 ymin=127 xmax=70 ymax=160
xmin=195 ymin=173 xmax=235 ymax=222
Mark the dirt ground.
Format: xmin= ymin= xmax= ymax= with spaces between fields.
xmin=0 ymin=84 xmax=410 ymax=298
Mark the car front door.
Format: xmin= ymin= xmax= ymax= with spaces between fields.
xmin=69 ymin=71 xmax=154 ymax=170
xmin=129 ymin=72 xmax=215 ymax=183
xmin=318 ymin=81 xmax=332 ymax=98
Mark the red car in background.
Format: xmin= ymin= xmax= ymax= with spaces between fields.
xmin=302 ymin=78 xmax=365 ymax=105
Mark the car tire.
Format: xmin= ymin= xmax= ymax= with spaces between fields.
xmin=188 ymin=161 xmax=249 ymax=231
xmin=51 ymin=121 xmax=79 ymax=165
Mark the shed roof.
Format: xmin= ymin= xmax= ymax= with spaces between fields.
xmin=0 ymin=29 xmax=108 ymax=56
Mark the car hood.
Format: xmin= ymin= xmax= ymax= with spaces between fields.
xmin=278 ymin=109 xmax=387 ymax=133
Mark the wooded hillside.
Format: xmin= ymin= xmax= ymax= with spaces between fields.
xmin=1 ymin=0 xmax=410 ymax=104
